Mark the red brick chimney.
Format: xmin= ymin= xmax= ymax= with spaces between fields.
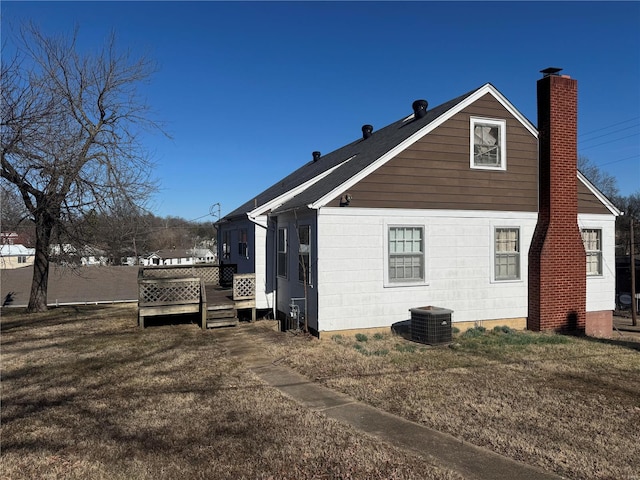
xmin=528 ymin=68 xmax=586 ymax=333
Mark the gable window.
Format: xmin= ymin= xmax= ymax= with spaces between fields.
xmin=495 ymin=227 xmax=520 ymax=281
xmin=388 ymin=226 xmax=424 ymax=283
xmin=297 ymin=225 xmax=311 ymax=284
xmin=471 ymin=118 xmax=506 ymax=170
xmin=277 ymin=227 xmax=287 ymax=278
xmin=582 ymin=229 xmax=602 ymax=276
xmin=238 ymin=228 xmax=248 ymax=258
xmin=18 ymin=255 xmax=26 ymax=263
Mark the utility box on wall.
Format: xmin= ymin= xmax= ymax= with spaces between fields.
xmin=410 ymin=306 xmax=453 ymax=345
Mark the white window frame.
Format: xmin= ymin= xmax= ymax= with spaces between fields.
xmin=297 ymin=224 xmax=311 ymax=285
xmin=222 ymin=230 xmax=231 ymax=260
xmin=277 ymin=227 xmax=288 ymax=278
xmin=581 ymin=228 xmax=603 ymax=277
xmin=492 ymin=227 xmax=521 ymax=282
xmin=238 ymin=228 xmax=248 ymax=259
xmin=384 ymin=223 xmax=427 ymax=287
xmin=470 ymin=117 xmax=507 ymax=171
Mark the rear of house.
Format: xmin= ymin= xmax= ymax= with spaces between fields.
xmin=220 ymin=69 xmax=619 ymax=337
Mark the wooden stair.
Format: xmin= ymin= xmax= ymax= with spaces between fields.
xmin=206 ymin=304 xmax=238 ymax=328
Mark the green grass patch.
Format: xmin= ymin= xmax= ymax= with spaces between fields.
xmin=394 ymin=343 xmax=417 ymax=353
xmin=355 ymin=333 xmax=368 ymax=342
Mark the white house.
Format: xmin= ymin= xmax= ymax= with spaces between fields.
xmin=0 ymin=244 xmax=35 ymax=269
xmin=219 ymin=69 xmax=619 ymax=338
xmin=143 ymin=248 xmax=216 ymax=266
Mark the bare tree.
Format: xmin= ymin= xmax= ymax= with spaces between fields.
xmin=578 ymin=155 xmax=620 ymax=201
xmin=1 ymin=24 xmax=163 ymax=312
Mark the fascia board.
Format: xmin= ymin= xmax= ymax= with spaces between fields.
xmin=247 ymin=157 xmax=355 ymax=220
xmin=577 ymin=171 xmax=621 ymax=216
xmin=309 ymin=84 xmax=538 ymax=210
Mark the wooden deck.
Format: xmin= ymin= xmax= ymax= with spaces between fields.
xmin=137 ymin=264 xmax=256 ymax=329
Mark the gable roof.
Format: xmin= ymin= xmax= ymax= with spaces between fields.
xmin=224 ymin=83 xmax=560 ymax=218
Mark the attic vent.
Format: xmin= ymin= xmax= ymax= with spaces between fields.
xmin=412 ymin=99 xmax=428 ymax=119
xmin=312 ymin=151 xmax=321 ymax=162
xmin=362 ymin=124 xmax=373 ymax=139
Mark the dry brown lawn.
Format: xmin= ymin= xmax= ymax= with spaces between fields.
xmin=1 ymin=305 xmax=461 ymax=480
xmin=263 ymin=325 xmax=640 ymax=480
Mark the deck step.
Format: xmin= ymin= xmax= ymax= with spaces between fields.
xmin=207 ymin=308 xmax=235 ymax=319
xmin=207 ymin=317 xmax=239 ymax=328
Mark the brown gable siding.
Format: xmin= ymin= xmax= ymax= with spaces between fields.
xmin=577 ymin=180 xmax=611 ymax=214
xmin=327 ymin=93 xmax=539 ymax=211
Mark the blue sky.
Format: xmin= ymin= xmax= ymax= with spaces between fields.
xmin=3 ymin=1 xmax=639 ymax=220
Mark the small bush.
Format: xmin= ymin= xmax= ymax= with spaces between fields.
xmin=355 ymin=333 xmax=368 ymax=342
xmin=462 ymin=326 xmax=486 ymax=338
xmin=373 ymin=332 xmax=384 ymax=340
xmin=353 ymin=343 xmax=365 ymax=351
xmin=331 ymin=334 xmax=344 ymax=343
xmin=452 ymin=326 xmax=460 ymax=334
xmin=493 ymin=325 xmax=514 ymax=334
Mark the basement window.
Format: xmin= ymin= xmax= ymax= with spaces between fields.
xmin=471 ymin=118 xmax=506 ymax=170
xmin=581 ymin=229 xmax=602 ymax=276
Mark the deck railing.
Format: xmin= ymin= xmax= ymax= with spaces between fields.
xmin=140 ymin=263 xmax=237 ymax=287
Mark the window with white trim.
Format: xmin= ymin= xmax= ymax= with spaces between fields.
xmin=238 ymin=228 xmax=248 ymax=258
xmin=581 ymin=229 xmax=602 ymax=276
xmin=388 ymin=226 xmax=424 ymax=283
xmin=297 ymin=225 xmax=311 ymax=283
xmin=471 ymin=118 xmax=506 ymax=170
xmin=222 ymin=231 xmax=231 ymax=260
xmin=495 ymin=227 xmax=520 ymax=281
xmin=277 ymin=227 xmax=287 ymax=278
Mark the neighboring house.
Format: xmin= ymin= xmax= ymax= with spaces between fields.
xmin=0 ymin=243 xmax=35 ymax=269
xmin=219 ymin=69 xmax=619 ymax=338
xmin=80 ymin=246 xmax=108 ymax=266
xmin=143 ymin=248 xmax=216 ymax=266
xmin=49 ymin=244 xmax=108 ymax=266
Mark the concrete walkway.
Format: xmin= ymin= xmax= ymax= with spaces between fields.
xmin=216 ymin=325 xmax=563 ymax=480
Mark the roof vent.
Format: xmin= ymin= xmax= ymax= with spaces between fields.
xmin=312 ymin=151 xmax=321 ymax=162
xmin=362 ymin=124 xmax=373 ymax=139
xmin=540 ymin=67 xmax=563 ymax=78
xmin=412 ymin=99 xmax=428 ymax=119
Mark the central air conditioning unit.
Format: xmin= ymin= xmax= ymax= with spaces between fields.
xmin=410 ymin=306 xmax=453 ymax=345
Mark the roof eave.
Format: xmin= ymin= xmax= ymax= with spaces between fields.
xmin=577 ymin=171 xmax=622 ymax=216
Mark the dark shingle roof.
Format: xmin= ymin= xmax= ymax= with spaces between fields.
xmin=223 ymin=86 xmax=484 ymax=219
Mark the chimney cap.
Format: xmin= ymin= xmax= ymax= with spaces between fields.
xmin=540 ymin=67 xmax=563 ymax=77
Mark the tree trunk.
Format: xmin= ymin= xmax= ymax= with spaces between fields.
xmin=27 ymin=213 xmax=54 ymax=312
